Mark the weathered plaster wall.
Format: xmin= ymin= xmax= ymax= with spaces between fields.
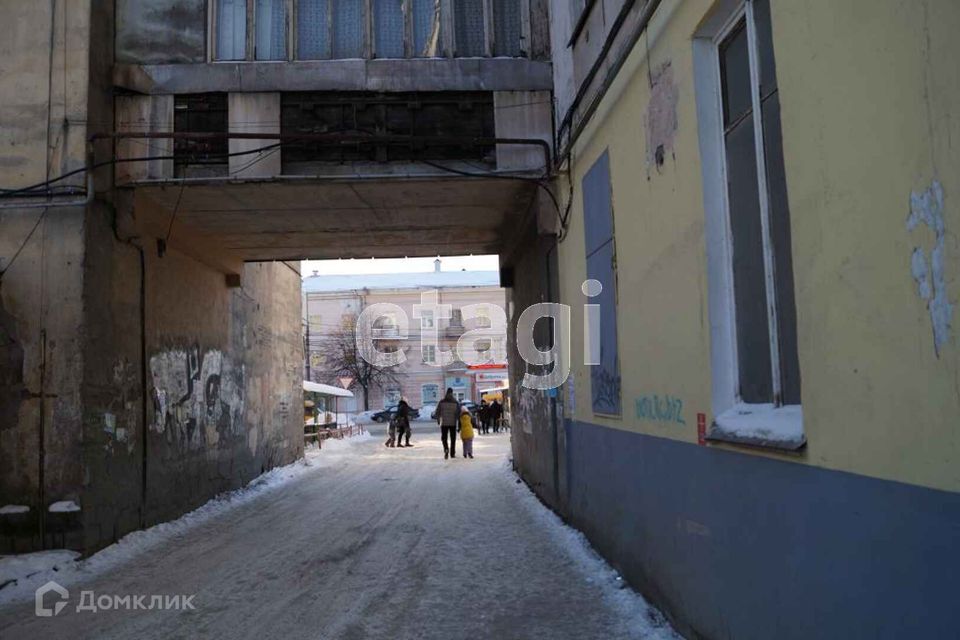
xmin=0 ymin=0 xmax=93 ymax=551
xmin=551 ymin=0 xmax=960 ymax=493
xmin=116 ymin=0 xmax=207 ymax=64
xmin=503 ymin=215 xmax=565 ymax=511
xmin=77 ymin=196 xmax=304 ymax=551
xmin=0 ymin=206 xmax=87 ymax=552
xmin=141 ymin=249 xmax=303 ymax=528
xmin=0 ymin=0 xmax=89 ymax=190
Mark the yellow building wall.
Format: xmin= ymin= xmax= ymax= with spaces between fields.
xmin=559 ymin=0 xmax=960 ymax=492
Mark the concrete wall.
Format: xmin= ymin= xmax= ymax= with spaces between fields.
xmin=78 ymin=198 xmax=304 ymax=550
xmin=0 ymin=0 xmax=94 ymax=550
xmin=0 ymin=206 xmax=87 ymax=551
xmin=1 ymin=1 xmax=305 ymax=554
xmin=116 ymin=0 xmax=207 ymax=64
xmin=511 ymin=0 xmax=960 ymax=637
xmin=503 ymin=212 xmax=564 ymax=510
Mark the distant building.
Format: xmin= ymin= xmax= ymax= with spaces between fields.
xmin=303 ymin=261 xmax=507 ymax=412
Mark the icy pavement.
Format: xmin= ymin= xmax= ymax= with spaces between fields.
xmin=0 ymin=428 xmax=678 ymax=640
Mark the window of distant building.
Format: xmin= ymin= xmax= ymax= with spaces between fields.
xmin=385 ymin=386 xmax=402 ymax=407
xmin=422 ymin=383 xmax=440 ymax=405
xmin=422 ymin=344 xmax=437 ymax=364
xmin=694 ymin=0 xmax=803 ymax=449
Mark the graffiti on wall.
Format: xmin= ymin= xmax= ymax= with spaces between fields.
xmin=635 ymin=393 xmax=686 ymax=426
xmin=150 ymin=346 xmax=244 ymax=449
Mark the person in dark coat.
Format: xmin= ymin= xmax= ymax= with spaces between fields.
xmin=490 ymin=400 xmax=503 ymax=433
xmin=435 ymin=388 xmax=461 ymax=459
xmin=478 ymin=400 xmax=490 ymax=435
xmin=395 ymin=398 xmax=413 ymax=447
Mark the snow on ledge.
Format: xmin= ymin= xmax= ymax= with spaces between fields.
xmin=0 ymin=505 xmax=30 ymax=515
xmin=708 ymin=404 xmax=805 ymax=451
xmin=48 ymin=501 xmax=81 ymax=513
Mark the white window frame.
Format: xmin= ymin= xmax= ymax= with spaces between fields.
xmin=693 ymin=0 xmax=803 ymax=446
xmin=385 ymin=386 xmax=402 ymax=407
xmin=421 ymin=383 xmax=440 ymax=404
xmin=421 ymin=309 xmax=435 ymax=328
xmin=422 ymin=344 xmax=437 ymax=364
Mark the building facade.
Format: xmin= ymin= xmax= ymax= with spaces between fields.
xmin=0 ymin=0 xmax=552 ymax=554
xmin=505 ymin=1 xmax=960 ymax=638
xmin=303 ymin=264 xmax=507 ymax=411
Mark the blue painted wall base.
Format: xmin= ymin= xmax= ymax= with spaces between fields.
xmin=545 ymin=420 xmax=960 ymax=639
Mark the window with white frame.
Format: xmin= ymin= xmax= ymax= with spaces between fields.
xmin=474 ymin=305 xmax=491 ymax=328
xmin=385 ymin=386 xmax=402 ymax=407
xmin=215 ymin=0 xmax=523 ymax=61
xmin=421 ymin=310 xmax=435 ymax=328
xmin=694 ymin=0 xmax=802 ymax=447
xmin=422 ymin=344 xmax=437 ymax=364
xmin=422 ymin=383 xmax=440 ymax=405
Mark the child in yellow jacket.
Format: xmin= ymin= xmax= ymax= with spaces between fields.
xmin=459 ymin=406 xmax=476 ymax=459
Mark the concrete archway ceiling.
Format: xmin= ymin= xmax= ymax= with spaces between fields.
xmin=136 ymin=177 xmax=536 ymax=260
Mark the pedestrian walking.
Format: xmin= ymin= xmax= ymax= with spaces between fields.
xmin=395 ymin=398 xmax=413 ymax=447
xmin=459 ymin=406 xmax=476 ymax=459
xmin=490 ymin=400 xmax=502 ymax=433
xmin=385 ymin=416 xmax=397 ymax=448
xmin=479 ymin=400 xmax=490 ymax=434
xmin=436 ymin=388 xmax=460 ymax=459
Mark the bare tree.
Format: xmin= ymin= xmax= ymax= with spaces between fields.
xmin=315 ymin=316 xmax=402 ymax=411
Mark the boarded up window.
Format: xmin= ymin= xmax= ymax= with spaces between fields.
xmin=298 ymin=0 xmax=330 ymax=59
xmin=582 ymin=151 xmax=621 ymax=416
xmin=256 ymin=0 xmax=287 ymax=60
xmin=374 ymin=0 xmax=405 ymax=58
xmin=333 ymin=0 xmax=364 ymax=58
xmin=216 ymin=0 xmax=247 ymax=60
xmin=454 ymin=0 xmax=485 ymax=56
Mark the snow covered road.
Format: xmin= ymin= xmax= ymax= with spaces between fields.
xmin=0 ymin=428 xmax=677 ymax=640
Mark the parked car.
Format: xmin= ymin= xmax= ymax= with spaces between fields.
xmin=372 ymin=405 xmax=421 ymax=422
xmin=429 ymin=400 xmax=478 ymax=420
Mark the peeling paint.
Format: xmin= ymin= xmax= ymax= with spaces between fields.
xmin=906 ymin=180 xmax=953 ymax=356
xmin=645 ymin=61 xmax=679 ymax=172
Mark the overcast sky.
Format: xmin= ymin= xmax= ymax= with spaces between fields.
xmin=301 ymin=255 xmax=499 ymax=277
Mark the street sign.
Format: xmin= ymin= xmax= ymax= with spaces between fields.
xmin=338 ymin=377 xmax=354 ymax=389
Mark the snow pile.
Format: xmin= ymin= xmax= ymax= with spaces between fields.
xmin=0 ymin=433 xmax=371 ymax=606
xmin=0 ymin=551 xmax=80 ymax=587
xmin=0 ymin=505 xmax=29 ymax=515
xmin=505 ymin=460 xmax=680 ymax=640
xmin=48 ymin=501 xmax=81 ymax=513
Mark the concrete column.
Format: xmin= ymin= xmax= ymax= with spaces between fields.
xmin=229 ymin=92 xmax=282 ymax=179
